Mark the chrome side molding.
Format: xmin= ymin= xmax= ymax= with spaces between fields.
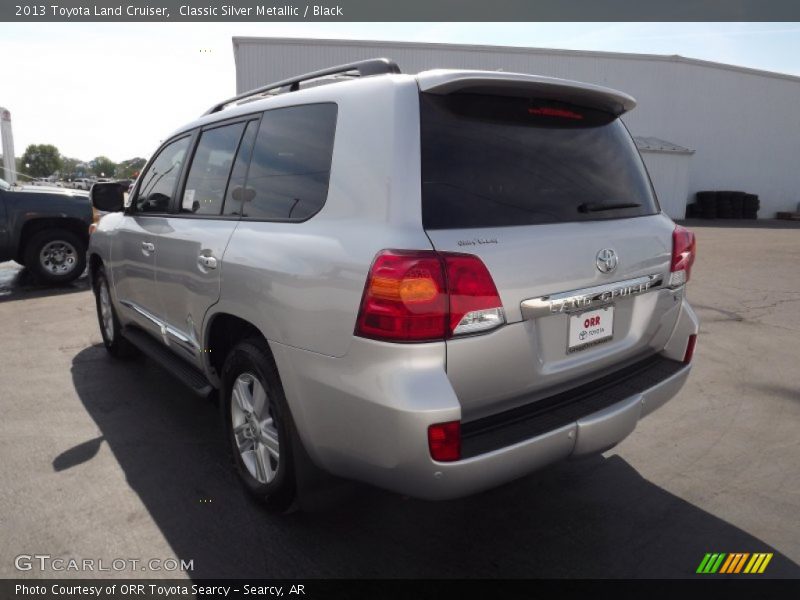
xmin=521 ymin=274 xmax=663 ymax=319
xmin=119 ymin=299 xmax=198 ymax=353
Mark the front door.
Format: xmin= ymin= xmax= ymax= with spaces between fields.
xmin=112 ymin=135 xmax=192 ymax=338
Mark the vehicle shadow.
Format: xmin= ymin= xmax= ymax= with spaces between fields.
xmin=0 ymin=262 xmax=90 ymax=303
xmin=67 ymin=345 xmax=800 ymax=579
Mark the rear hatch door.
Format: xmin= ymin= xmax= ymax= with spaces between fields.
xmin=418 ymin=72 xmax=682 ymax=420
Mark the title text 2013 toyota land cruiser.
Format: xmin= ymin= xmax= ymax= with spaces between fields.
xmin=88 ymin=59 xmax=698 ymax=510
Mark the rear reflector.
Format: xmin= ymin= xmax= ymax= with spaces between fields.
xmin=669 ymin=225 xmax=696 ymax=287
xmin=428 ymin=421 xmax=461 ymax=462
xmin=683 ymin=334 xmax=697 ymax=364
xmin=355 ymin=250 xmax=504 ymax=342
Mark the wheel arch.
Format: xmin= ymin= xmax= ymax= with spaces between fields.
xmin=88 ymin=252 xmax=104 ymax=288
xmin=204 ymin=312 xmax=268 ymax=385
xmin=16 ymin=217 xmax=90 ymax=263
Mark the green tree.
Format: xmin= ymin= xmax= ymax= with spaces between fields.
xmin=116 ymin=157 xmax=147 ymax=179
xmin=20 ymin=144 xmax=63 ymax=178
xmin=90 ymin=156 xmax=117 ymax=178
xmin=60 ymin=156 xmax=82 ymax=179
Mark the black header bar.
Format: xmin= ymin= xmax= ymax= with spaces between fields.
xmin=4 ymin=0 xmax=800 ymax=22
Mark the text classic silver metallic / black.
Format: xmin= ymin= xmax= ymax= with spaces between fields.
xmin=87 ymin=59 xmax=699 ymax=510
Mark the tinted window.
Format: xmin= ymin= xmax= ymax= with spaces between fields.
xmin=242 ymin=103 xmax=337 ymax=221
xmin=420 ymin=93 xmax=658 ymax=229
xmin=181 ymin=122 xmax=245 ymax=215
xmin=222 ymin=120 xmax=259 ymax=216
xmin=136 ymin=136 xmax=191 ymax=213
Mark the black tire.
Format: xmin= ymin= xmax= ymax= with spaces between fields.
xmin=743 ymin=194 xmax=760 ymax=211
xmin=715 ymin=193 xmax=733 ymax=219
xmin=24 ymin=228 xmax=87 ymax=284
xmin=696 ymin=191 xmax=717 ymax=208
xmin=93 ymin=266 xmax=137 ymax=358
xmin=730 ymin=192 xmax=744 ymax=212
xmin=221 ymin=338 xmax=296 ymax=512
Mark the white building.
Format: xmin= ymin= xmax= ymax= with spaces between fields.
xmin=233 ymin=37 xmax=800 ymax=219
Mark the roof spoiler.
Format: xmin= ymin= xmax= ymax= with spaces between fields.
xmin=417 ymin=70 xmax=636 ymax=116
xmin=203 ymin=58 xmax=401 ymax=116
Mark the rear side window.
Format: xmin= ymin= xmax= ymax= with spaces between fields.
xmin=420 ymin=93 xmax=658 ymax=229
xmin=181 ymin=121 xmax=246 ymax=215
xmin=242 ymin=103 xmax=337 ymax=221
xmin=135 ymin=136 xmax=191 ymax=213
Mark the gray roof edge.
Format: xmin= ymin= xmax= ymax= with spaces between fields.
xmin=231 ymin=36 xmax=800 ymax=85
xmin=635 ymin=136 xmax=695 ymax=155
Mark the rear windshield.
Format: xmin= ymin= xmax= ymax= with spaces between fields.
xmin=420 ymin=93 xmax=659 ymax=229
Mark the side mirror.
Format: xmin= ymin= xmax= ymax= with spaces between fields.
xmin=91 ymin=182 xmax=125 ymax=212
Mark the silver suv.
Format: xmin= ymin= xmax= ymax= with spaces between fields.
xmin=88 ymin=59 xmax=699 ymax=510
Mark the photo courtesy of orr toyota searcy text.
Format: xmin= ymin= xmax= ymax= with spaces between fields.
xmin=14 ymin=584 xmax=297 ymax=597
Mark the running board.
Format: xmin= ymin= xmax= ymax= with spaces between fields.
xmin=121 ymin=327 xmax=214 ymax=398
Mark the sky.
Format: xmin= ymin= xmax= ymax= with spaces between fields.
xmin=1 ymin=22 xmax=799 ymax=164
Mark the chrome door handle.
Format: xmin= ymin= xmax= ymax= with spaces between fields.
xmin=198 ymin=255 xmax=218 ymax=269
xmin=141 ymin=241 xmax=155 ymax=252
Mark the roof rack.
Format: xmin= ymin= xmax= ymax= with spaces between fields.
xmin=203 ymin=58 xmax=401 ymax=116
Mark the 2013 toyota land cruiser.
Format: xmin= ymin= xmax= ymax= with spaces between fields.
xmin=87 ymin=59 xmax=698 ymax=510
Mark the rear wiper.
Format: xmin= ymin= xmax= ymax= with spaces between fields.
xmin=578 ymin=202 xmax=642 ymax=213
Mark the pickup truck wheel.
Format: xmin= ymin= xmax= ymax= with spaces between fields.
xmin=222 ymin=339 xmax=296 ymax=512
xmin=93 ymin=267 xmax=136 ymax=358
xmin=24 ymin=229 xmax=86 ymax=284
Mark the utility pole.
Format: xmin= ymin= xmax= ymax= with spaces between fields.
xmin=1 ymin=107 xmax=16 ymax=185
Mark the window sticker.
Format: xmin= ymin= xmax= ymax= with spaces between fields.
xmin=182 ymin=188 xmax=196 ymax=212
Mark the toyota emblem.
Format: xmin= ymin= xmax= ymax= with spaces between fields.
xmin=596 ymin=248 xmax=618 ymax=273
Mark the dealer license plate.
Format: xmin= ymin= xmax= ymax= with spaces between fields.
xmin=568 ymin=306 xmax=614 ymax=352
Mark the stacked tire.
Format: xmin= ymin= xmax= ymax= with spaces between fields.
xmin=690 ymin=191 xmax=759 ymax=220
xmin=696 ymin=191 xmax=718 ymax=219
xmin=716 ymin=192 xmax=733 ymax=219
xmin=730 ymin=192 xmax=745 ymax=219
xmin=743 ymin=194 xmax=760 ymax=219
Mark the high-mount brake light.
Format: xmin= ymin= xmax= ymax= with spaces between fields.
xmin=355 ymin=250 xmax=505 ymax=342
xmin=528 ymin=107 xmax=584 ymax=120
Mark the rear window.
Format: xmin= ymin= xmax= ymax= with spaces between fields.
xmin=420 ymin=93 xmax=658 ymax=230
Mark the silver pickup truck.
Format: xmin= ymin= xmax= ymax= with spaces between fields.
xmin=87 ymin=60 xmax=699 ymax=511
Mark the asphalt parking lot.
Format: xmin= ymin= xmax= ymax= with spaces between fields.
xmin=1 ymin=221 xmax=798 ymax=579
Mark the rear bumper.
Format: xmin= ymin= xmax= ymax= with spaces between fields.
xmin=426 ymin=361 xmax=692 ymax=500
xmin=271 ymin=298 xmax=698 ymax=501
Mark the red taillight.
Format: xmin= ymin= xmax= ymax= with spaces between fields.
xmin=670 ymin=225 xmax=696 ymax=287
xmin=683 ymin=334 xmax=697 ymax=364
xmin=428 ymin=421 xmax=461 ymax=462
xmin=354 ymin=251 xmax=447 ymax=342
xmin=444 ymin=254 xmax=504 ymax=336
xmin=355 ymin=250 xmax=505 ymax=342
